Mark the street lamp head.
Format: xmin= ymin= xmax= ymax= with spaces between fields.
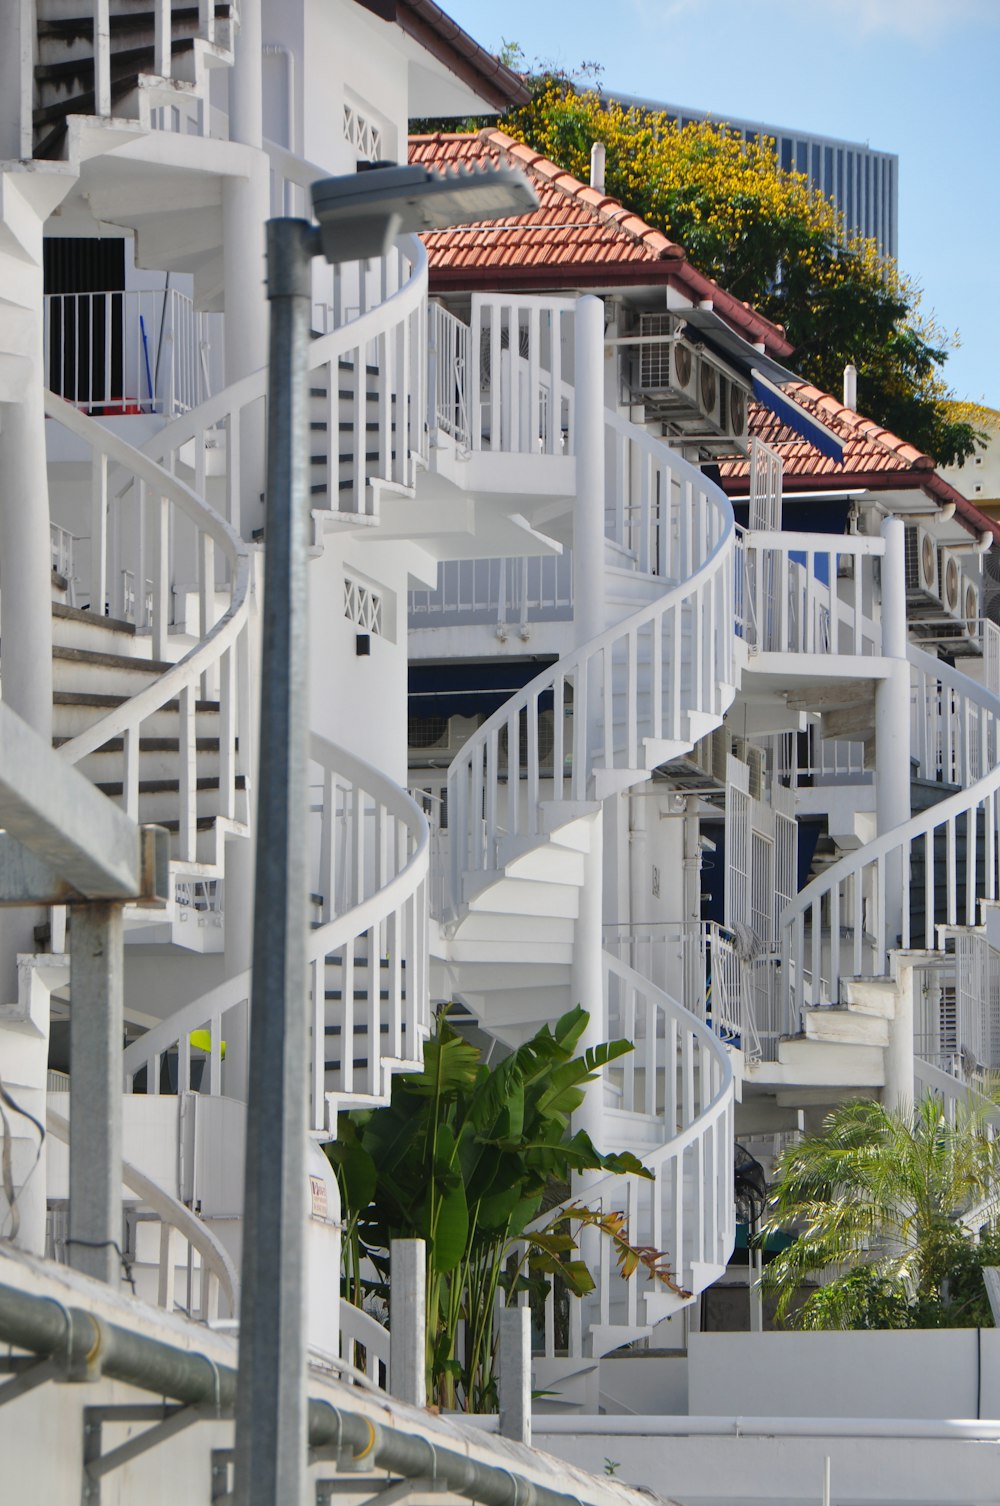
xmin=310 ymin=162 xmax=539 ymax=264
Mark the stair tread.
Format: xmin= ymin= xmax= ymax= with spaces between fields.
xmin=53 ymin=735 xmax=222 ymax=752
xmin=52 ymin=602 xmax=135 ymax=635
xmin=35 ymin=37 xmax=196 ymax=83
xmin=38 ymin=3 xmax=231 ymax=37
xmin=54 ymin=690 xmax=220 ymax=712
xmin=53 ymin=644 xmax=174 ymax=672
xmin=94 ymin=774 xmax=246 ymax=796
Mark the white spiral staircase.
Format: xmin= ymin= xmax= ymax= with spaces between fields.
xmin=8 ymin=3 xmax=999 ymax=1399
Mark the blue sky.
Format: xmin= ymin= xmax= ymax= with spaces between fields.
xmin=445 ymin=0 xmax=999 ymax=410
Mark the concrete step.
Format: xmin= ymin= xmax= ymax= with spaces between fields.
xmin=53 ymin=691 xmax=221 ymax=742
xmin=51 ymin=644 xmax=173 ymax=697
xmin=51 ymin=602 xmax=144 ymax=656
xmin=803 ymin=1005 xmax=889 ymax=1047
xmin=840 ymin=975 xmax=897 ymax=1018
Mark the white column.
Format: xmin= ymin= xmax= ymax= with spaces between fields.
xmin=877 ymin=517 xmax=912 ymax=1104
xmin=223 ymin=0 xmax=269 ymax=538
xmin=876 ymin=516 xmax=910 ymax=946
xmin=0 ymin=183 xmax=54 ymax=1168
xmin=571 ymin=811 xmax=605 ymax=1159
xmin=572 ymin=295 xmax=606 ymax=649
xmin=390 ymin=1237 xmax=426 ymax=1408
xmin=883 ymin=959 xmax=915 ymax=1113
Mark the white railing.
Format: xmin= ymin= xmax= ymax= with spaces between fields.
xmin=739 ymin=529 xmax=884 ymax=658
xmin=339 ymin=1301 xmax=390 ymax=1389
xmin=779 ymin=651 xmax=1000 ymax=1025
xmin=408 ymin=554 xmax=573 ymax=631
xmin=46 ymin=391 xmax=252 ymax=865
xmin=428 ymin=301 xmax=472 ymax=451
xmin=603 ymin=921 xmax=707 ymax=1013
xmin=469 ymin=294 xmax=575 ymax=456
xmin=44 ymin=289 xmax=213 ymax=418
xmin=530 ymin=959 xmax=734 ymax=1359
xmin=707 ymin=923 xmax=782 ymax=1063
xmin=143 ymin=233 xmax=428 ymax=530
xmin=748 ymin=437 xmax=783 ymax=533
xmin=47 ymin=1107 xmax=239 ymax=1322
xmin=308 ymin=736 xmax=430 ymax=1128
xmin=123 ymin=970 xmax=250 ymax=1096
xmin=124 ymin=738 xmax=431 ymax=1130
xmin=447 ymin=439 xmax=735 ymax=908
xmin=910 ymin=643 xmax=1000 ymax=788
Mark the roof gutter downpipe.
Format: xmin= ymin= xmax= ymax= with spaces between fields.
xmin=0 ymin=1282 xmax=586 ymax=1506
xmin=940 ymin=526 xmax=992 ymax=558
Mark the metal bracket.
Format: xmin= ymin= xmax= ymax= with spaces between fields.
xmin=0 ymin=1354 xmax=61 ymax=1407
xmin=82 ymin=1402 xmax=232 ymax=1505
xmin=314 ymin=1477 xmax=456 ymax=1506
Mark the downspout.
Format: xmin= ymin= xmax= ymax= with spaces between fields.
xmin=0 ymin=1282 xmax=590 ymax=1506
xmin=939 ymin=527 xmax=993 ymax=560
xmin=262 ymin=43 xmax=296 ymax=155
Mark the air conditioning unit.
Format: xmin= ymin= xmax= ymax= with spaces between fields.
xmin=940 ymin=550 xmax=963 ymax=620
xmin=697 ymin=357 xmax=724 ymax=429
xmin=636 ymin=315 xmax=699 ymax=401
xmin=903 ymin=523 xmax=939 ymax=611
xmin=724 ymin=377 xmax=750 ymax=448
xmin=932 ymin=554 xmax=983 ymax=655
xmin=407 ymin=713 xmax=479 ymax=764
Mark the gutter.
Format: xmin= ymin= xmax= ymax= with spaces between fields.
xmin=355 ymin=0 xmax=530 ymax=111
xmin=0 ymin=1281 xmax=655 ymax=1506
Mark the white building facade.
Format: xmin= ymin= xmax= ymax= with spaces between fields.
xmin=0 ymin=2 xmax=998 ymax=1502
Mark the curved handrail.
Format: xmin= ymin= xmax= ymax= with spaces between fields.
xmin=447 ymin=433 xmax=735 ymax=906
xmin=780 ymin=645 xmax=1000 ymax=1018
xmin=46 ymin=392 xmax=252 ymax=770
xmin=122 ymin=968 xmax=252 ymax=1091
xmin=143 ymin=234 xmax=429 ymax=470
xmin=47 ymin=1107 xmax=239 ymax=1318
xmin=531 ymin=957 xmax=734 ymax=1358
xmin=307 ymin=733 xmax=430 ymax=964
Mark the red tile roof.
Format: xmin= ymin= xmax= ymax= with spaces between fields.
xmin=719 ymin=381 xmax=1000 ymax=543
xmin=409 ymin=130 xmax=792 ymax=357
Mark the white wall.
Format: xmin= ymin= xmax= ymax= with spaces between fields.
xmin=688 ymin=1329 xmax=1000 ymax=1420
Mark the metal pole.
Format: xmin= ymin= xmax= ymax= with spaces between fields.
xmin=68 ymin=902 xmax=124 ymax=1286
xmin=233 ymin=217 xmax=316 ymax=1506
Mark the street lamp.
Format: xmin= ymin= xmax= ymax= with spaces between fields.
xmin=233 ymin=163 xmax=538 ymax=1506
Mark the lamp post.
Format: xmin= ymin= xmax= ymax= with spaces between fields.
xmin=233 ymin=162 xmax=537 ymax=1506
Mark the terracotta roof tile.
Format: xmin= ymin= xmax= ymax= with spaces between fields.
xmin=718 ymin=381 xmax=1000 ymax=542
xmin=408 ymin=130 xmax=792 ymax=356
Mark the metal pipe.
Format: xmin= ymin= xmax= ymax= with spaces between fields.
xmin=233 ymin=216 xmax=316 ymax=1506
xmin=0 ymin=1281 xmax=595 ymax=1506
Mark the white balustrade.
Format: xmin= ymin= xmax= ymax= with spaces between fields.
xmin=739 ymin=528 xmax=884 ymax=657
xmin=529 ymin=958 xmax=733 ymax=1359
xmin=780 ymin=646 xmax=1000 ymax=1026
xmin=408 ymin=554 xmax=573 ymax=630
xmin=447 ymin=441 xmax=735 ymax=908
xmin=308 ymin=736 xmax=430 ymax=1129
xmin=46 ymin=391 xmax=252 ymax=865
xmin=123 ymin=971 xmax=250 ymax=1096
xmin=44 ymin=289 xmax=214 ymax=417
xmin=47 ymin=1107 xmax=239 ymax=1322
xmin=144 ymin=232 xmax=428 ymax=530
xmin=468 ymin=294 xmax=575 ymax=456
xmin=428 ymin=301 xmax=472 ymax=452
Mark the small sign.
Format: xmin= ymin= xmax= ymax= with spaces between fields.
xmin=309 ymin=1174 xmax=329 ymax=1221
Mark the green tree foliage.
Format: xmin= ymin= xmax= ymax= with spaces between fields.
xmin=759 ymin=1093 xmax=1000 ymax=1329
xmin=476 ymin=77 xmax=981 ymax=466
xmin=326 ymin=1006 xmax=677 ymax=1410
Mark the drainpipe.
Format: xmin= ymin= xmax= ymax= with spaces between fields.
xmin=0 ymin=1281 xmax=592 ymax=1506
xmin=262 ymin=43 xmax=296 ymax=155
xmin=940 ymin=528 xmax=993 ymax=560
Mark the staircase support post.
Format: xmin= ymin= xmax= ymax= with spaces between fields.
xmin=68 ymin=902 xmax=124 ymax=1287
xmin=573 ymin=296 xmax=606 ymax=649
xmin=571 ymin=812 xmax=605 ymax=1161
xmin=876 ymin=516 xmax=910 ymax=949
xmin=884 ymin=957 xmax=915 ymax=1112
